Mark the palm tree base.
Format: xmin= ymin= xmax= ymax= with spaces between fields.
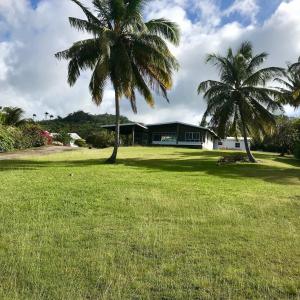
xmin=105 ymin=157 xmax=117 ymax=164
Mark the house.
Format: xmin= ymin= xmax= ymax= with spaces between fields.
xmin=101 ymin=121 xmax=218 ymax=150
xmin=216 ymin=137 xmax=251 ymax=151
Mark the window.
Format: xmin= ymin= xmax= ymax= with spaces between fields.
xmin=235 ymin=143 xmax=241 ymax=148
xmin=218 ymin=141 xmax=223 ymax=146
xmin=161 ymin=134 xmax=176 ymax=142
xmin=152 ymin=133 xmax=176 ymax=143
xmin=185 ymin=132 xmax=201 ymax=142
xmin=153 ymin=134 xmax=161 ymax=142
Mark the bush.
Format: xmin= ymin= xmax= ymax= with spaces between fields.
xmin=54 ymin=131 xmax=72 ymax=146
xmin=86 ymin=131 xmax=114 ymax=148
xmin=294 ymin=142 xmax=300 ymax=159
xmin=21 ymin=124 xmax=48 ymax=147
xmin=0 ymin=126 xmax=16 ymax=152
xmin=218 ymin=154 xmax=249 ymax=165
xmin=0 ymin=124 xmax=48 ymax=152
xmin=74 ymin=139 xmax=87 ymax=147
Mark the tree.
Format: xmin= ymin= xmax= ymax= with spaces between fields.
xmin=55 ymin=0 xmax=180 ymax=163
xmin=198 ymin=41 xmax=284 ymax=163
xmin=272 ymin=116 xmax=299 ymax=156
xmin=45 ymin=112 xmax=49 ymax=120
xmin=2 ymin=107 xmax=27 ymax=126
xmin=275 ymin=56 xmax=300 ymax=108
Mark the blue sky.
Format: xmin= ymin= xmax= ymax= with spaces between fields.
xmin=28 ymin=0 xmax=283 ymax=25
xmin=1 ymin=0 xmax=300 ymax=121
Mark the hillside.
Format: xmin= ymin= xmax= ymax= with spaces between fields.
xmin=39 ymin=111 xmax=132 ymax=139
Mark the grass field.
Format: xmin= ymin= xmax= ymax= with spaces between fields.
xmin=0 ymin=147 xmax=299 ymax=299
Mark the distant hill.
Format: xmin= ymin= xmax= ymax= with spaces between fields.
xmin=39 ymin=111 xmax=132 ymax=139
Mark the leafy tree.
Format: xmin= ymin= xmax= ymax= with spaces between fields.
xmin=55 ymin=0 xmax=180 ymax=163
xmin=272 ymin=116 xmax=299 ymax=156
xmin=198 ymin=41 xmax=284 ymax=163
xmin=275 ymin=56 xmax=300 ymax=108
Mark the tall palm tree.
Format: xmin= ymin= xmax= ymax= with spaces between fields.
xmin=55 ymin=0 xmax=180 ymax=163
xmin=45 ymin=112 xmax=49 ymax=120
xmin=2 ymin=107 xmax=26 ymax=126
xmin=198 ymin=41 xmax=284 ymax=163
xmin=50 ymin=115 xmax=54 ymax=120
xmin=275 ymin=56 xmax=300 ymax=108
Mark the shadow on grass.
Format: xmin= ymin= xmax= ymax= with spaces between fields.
xmin=0 ymin=150 xmax=299 ymax=185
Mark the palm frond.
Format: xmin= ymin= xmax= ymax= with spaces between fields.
xmin=243 ymin=67 xmax=285 ymax=86
xmin=146 ymin=18 xmax=180 ymax=46
xmin=70 ymin=0 xmax=103 ymax=26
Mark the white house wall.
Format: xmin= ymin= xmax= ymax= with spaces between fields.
xmin=202 ymin=133 xmax=214 ymax=150
xmin=218 ymin=138 xmax=249 ymax=151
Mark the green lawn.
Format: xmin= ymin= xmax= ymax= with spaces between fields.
xmin=0 ymin=147 xmax=299 ymax=299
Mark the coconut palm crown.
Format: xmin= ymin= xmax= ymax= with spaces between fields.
xmin=2 ymin=107 xmax=26 ymax=126
xmin=198 ymin=41 xmax=284 ymax=163
xmin=275 ymin=56 xmax=300 ymax=108
xmin=55 ymin=0 xmax=180 ymax=163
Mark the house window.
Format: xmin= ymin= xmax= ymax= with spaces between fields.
xmin=153 ymin=133 xmax=176 ymax=143
xmin=153 ymin=134 xmax=161 ymax=142
xmin=218 ymin=141 xmax=223 ymax=146
xmin=185 ymin=132 xmax=201 ymax=142
xmin=235 ymin=143 xmax=241 ymax=148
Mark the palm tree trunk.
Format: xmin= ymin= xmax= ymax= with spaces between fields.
xmin=106 ymin=91 xmax=120 ymax=164
xmin=240 ymin=112 xmax=257 ymax=163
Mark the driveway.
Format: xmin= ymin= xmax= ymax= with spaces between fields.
xmin=0 ymin=146 xmax=79 ymax=160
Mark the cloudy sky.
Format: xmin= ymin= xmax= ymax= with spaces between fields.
xmin=0 ymin=0 xmax=299 ymax=124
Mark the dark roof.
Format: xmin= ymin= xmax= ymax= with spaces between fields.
xmin=101 ymin=122 xmax=147 ymax=134
xmin=101 ymin=122 xmax=148 ymax=130
xmin=101 ymin=121 xmax=218 ymax=137
xmin=146 ymin=121 xmax=218 ymax=137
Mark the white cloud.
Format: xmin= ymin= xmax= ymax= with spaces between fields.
xmin=224 ymin=0 xmax=259 ymax=23
xmin=0 ymin=0 xmax=299 ymax=123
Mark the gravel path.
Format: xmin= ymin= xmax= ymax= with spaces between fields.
xmin=0 ymin=146 xmax=79 ymax=160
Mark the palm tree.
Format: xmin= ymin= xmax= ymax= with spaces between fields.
xmin=275 ymin=56 xmax=300 ymax=108
xmin=33 ymin=114 xmax=37 ymax=121
xmin=2 ymin=107 xmax=26 ymax=126
xmin=55 ymin=0 xmax=180 ymax=163
xmin=45 ymin=112 xmax=49 ymax=120
xmin=198 ymin=41 xmax=284 ymax=163
xmin=50 ymin=115 xmax=54 ymax=120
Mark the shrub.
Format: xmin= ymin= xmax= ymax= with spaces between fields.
xmin=294 ymin=142 xmax=300 ymax=159
xmin=54 ymin=131 xmax=72 ymax=146
xmin=0 ymin=126 xmax=15 ymax=152
xmin=218 ymin=154 xmax=249 ymax=165
xmin=86 ymin=131 xmax=114 ymax=148
xmin=0 ymin=124 xmax=48 ymax=152
xmin=74 ymin=139 xmax=87 ymax=147
xmin=21 ymin=124 xmax=48 ymax=147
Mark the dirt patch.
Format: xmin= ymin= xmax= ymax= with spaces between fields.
xmin=0 ymin=146 xmax=79 ymax=160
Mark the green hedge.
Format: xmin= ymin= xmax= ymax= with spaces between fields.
xmin=86 ymin=131 xmax=114 ymax=148
xmin=0 ymin=126 xmax=16 ymax=152
xmin=0 ymin=124 xmax=47 ymax=153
